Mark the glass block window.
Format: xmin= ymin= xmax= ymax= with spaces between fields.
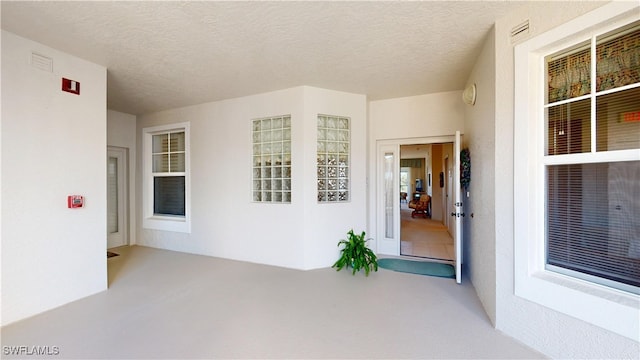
xmin=317 ymin=115 xmax=350 ymax=202
xmin=252 ymin=115 xmax=292 ymax=203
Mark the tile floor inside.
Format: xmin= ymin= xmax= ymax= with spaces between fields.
xmin=400 ymin=201 xmax=455 ymax=261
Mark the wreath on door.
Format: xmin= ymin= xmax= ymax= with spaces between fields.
xmin=460 ymin=148 xmax=471 ymax=191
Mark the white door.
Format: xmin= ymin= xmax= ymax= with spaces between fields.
xmin=452 ymin=131 xmax=463 ymax=283
xmin=107 ymin=147 xmax=127 ymax=249
xmin=377 ymin=143 xmax=400 ymax=255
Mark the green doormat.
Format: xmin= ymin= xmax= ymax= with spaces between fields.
xmin=377 ymin=258 xmax=455 ymax=278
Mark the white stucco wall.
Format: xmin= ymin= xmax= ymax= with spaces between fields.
xmin=107 ymin=109 xmax=137 ymax=246
xmin=368 ymin=91 xmax=464 ymax=252
xmin=369 ymin=91 xmax=464 ymax=141
xmin=1 ymin=31 xmax=107 ymax=325
xmin=136 ymin=86 xmax=367 ymax=270
xmin=490 ymin=2 xmax=640 ymax=358
xmin=462 ymin=27 xmax=497 ymax=326
xmin=300 ymin=87 xmax=368 ymax=269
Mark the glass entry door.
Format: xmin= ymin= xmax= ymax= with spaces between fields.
xmin=376 ymin=143 xmax=400 ymax=255
xmin=107 ymin=147 xmax=127 ymax=249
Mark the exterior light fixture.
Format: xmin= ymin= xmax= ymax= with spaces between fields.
xmin=463 ymin=83 xmax=477 ymax=106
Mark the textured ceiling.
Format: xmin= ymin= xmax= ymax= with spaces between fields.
xmin=1 ymin=1 xmax=523 ymax=115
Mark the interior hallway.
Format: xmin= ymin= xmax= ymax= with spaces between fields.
xmin=0 ymin=246 xmax=544 ymax=359
xmin=401 ymin=201 xmax=455 ymax=261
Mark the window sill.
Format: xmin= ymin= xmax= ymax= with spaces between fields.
xmin=149 ymin=214 xmax=186 ymax=221
xmin=515 ymin=268 xmax=639 ymax=341
xmin=143 ymin=215 xmax=190 ymax=233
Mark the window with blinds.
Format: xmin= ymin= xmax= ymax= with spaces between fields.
xmin=544 ymin=21 xmax=640 ymax=293
xmin=151 ymin=131 xmax=186 ymax=216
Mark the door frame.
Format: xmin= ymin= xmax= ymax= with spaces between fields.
xmin=453 ymin=131 xmax=463 ymax=283
xmin=374 ymin=136 xmax=456 ymax=256
xmin=107 ymin=146 xmax=129 ymax=249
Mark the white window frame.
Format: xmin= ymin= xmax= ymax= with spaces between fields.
xmin=142 ymin=122 xmax=191 ymax=233
xmin=514 ymin=2 xmax=640 ymax=341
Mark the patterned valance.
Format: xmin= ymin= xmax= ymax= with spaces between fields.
xmin=548 ymin=27 xmax=640 ymax=103
xmin=400 ymin=158 xmax=423 ymax=168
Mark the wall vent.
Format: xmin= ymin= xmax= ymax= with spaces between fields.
xmin=30 ymin=52 xmax=53 ymax=72
xmin=511 ymin=20 xmax=530 ymax=44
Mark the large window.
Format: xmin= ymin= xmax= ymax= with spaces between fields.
xmin=544 ymin=21 xmax=640 ymax=293
xmin=143 ymin=122 xmax=190 ymax=233
xmin=514 ymin=3 xmax=639 ymax=341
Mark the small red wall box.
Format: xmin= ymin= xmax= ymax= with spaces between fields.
xmin=620 ymin=111 xmax=640 ymax=123
xmin=67 ymin=195 xmax=84 ymax=208
xmin=62 ymin=78 xmax=80 ymax=95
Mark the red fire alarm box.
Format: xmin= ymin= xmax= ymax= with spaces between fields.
xmin=67 ymin=195 xmax=84 ymax=208
xmin=62 ymin=78 xmax=80 ymax=95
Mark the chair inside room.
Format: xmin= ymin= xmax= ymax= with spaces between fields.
xmin=408 ymin=194 xmax=431 ymax=218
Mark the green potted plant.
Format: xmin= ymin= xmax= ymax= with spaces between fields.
xmin=332 ymin=229 xmax=378 ymax=276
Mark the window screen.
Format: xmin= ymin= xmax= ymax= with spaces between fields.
xmin=546 ymin=162 xmax=640 ymax=289
xmin=154 ymin=176 xmax=185 ymax=216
